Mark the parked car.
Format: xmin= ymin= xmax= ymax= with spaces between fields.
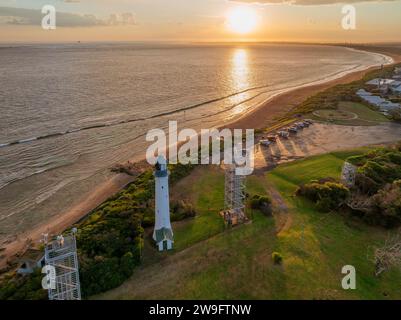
xmin=278 ymin=130 xmax=289 ymax=139
xmin=260 ymin=139 xmax=273 ymax=146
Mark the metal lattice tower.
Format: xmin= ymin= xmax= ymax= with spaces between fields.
xmin=224 ymin=164 xmax=246 ymax=220
xmin=44 ymin=230 xmax=81 ymax=300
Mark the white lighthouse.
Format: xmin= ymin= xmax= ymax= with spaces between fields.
xmin=153 ymin=155 xmax=174 ymax=251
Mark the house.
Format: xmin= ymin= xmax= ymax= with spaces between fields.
xmin=356 ymin=89 xmax=400 ymax=113
xmin=356 ymin=89 xmax=371 ymax=96
xmin=365 ymin=78 xmax=396 ymax=87
xmin=17 ymin=248 xmax=45 ymax=274
xmin=390 ymin=80 xmax=401 ymax=88
xmin=366 ymin=79 xmax=401 ymax=95
xmin=356 ymin=91 xmax=385 ymax=106
xmin=391 ymin=85 xmax=401 ymax=96
xmin=378 ymin=100 xmax=401 ymax=112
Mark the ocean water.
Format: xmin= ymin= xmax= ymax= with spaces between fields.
xmin=0 ymin=43 xmax=391 ymax=240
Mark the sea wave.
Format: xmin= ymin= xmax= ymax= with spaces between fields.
xmin=0 ymin=157 xmax=79 ymax=191
xmin=0 ymin=48 xmax=392 ymax=151
xmin=0 ymin=84 xmax=272 ymax=149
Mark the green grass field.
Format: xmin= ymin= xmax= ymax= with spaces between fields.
xmin=267 ymin=149 xmax=401 ymax=299
xmin=95 ymin=149 xmax=401 ymax=300
xmin=312 ymin=101 xmax=389 ymax=126
xmin=171 ymin=166 xmax=226 ymax=251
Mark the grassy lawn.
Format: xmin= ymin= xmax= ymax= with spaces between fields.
xmin=95 ymin=148 xmax=401 ymax=300
xmin=312 ymin=101 xmax=389 ymax=126
xmin=171 ymin=166 xmax=226 ymax=251
xmin=267 ymin=149 xmax=401 ymax=299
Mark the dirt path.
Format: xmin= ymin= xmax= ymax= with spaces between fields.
xmin=268 ymin=185 xmax=292 ymax=235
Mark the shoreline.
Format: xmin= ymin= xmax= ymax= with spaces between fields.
xmin=1 ymin=46 xmax=400 ymax=270
xmin=226 ymin=48 xmax=401 ymax=130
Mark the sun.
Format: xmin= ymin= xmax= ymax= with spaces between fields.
xmin=226 ymin=6 xmax=258 ymax=35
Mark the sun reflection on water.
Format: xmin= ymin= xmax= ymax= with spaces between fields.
xmin=230 ymin=48 xmax=250 ymax=116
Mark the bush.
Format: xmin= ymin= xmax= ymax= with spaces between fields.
xmin=368 ymin=180 xmax=401 ymax=228
xmin=170 ymin=200 xmax=196 ymax=221
xmin=296 ymin=181 xmax=350 ymax=212
xmin=355 ymin=173 xmax=380 ymax=195
xmin=350 ymin=148 xmax=401 ymax=193
xmin=0 ymin=269 xmax=47 ymax=300
xmin=272 ymin=252 xmax=283 ymax=265
xmin=80 ymin=256 xmax=125 ymax=296
xmin=390 ymin=108 xmax=401 ymax=122
xmin=249 ymin=194 xmax=272 ymax=216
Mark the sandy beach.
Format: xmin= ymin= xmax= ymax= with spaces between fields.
xmin=1 ymin=45 xmax=401 ymax=270
xmin=228 ymin=48 xmax=401 ymax=130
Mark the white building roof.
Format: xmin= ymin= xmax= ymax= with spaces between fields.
xmin=379 ymin=101 xmax=400 ymax=111
xmin=366 ymin=78 xmax=397 ymax=86
xmin=356 ymin=89 xmax=371 ymax=96
xmin=358 ymin=95 xmax=399 ymax=109
xmin=359 ymin=95 xmax=385 ymax=106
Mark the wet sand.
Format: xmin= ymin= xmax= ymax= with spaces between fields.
xmin=1 ymin=46 xmax=401 ymax=270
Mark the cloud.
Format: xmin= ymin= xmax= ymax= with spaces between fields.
xmin=0 ymin=7 xmax=104 ymax=27
xmin=107 ymin=13 xmax=136 ymax=26
xmin=0 ymin=7 xmax=136 ymax=27
xmin=231 ymin=0 xmax=398 ymax=5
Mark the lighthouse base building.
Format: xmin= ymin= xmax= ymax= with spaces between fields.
xmin=154 ymin=228 xmax=173 ymax=251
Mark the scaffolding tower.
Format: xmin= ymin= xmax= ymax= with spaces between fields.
xmin=222 ymin=164 xmax=247 ymax=226
xmin=44 ymin=230 xmax=81 ymax=300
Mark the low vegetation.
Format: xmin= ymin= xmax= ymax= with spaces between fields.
xmin=272 ymin=252 xmax=283 ymax=265
xmin=347 ymin=146 xmax=401 ymax=227
xmin=296 ymin=179 xmax=350 ymax=212
xmin=0 ymin=162 xmax=197 ymax=300
xmin=295 ymin=146 xmax=401 ymax=228
xmin=249 ymin=194 xmax=273 ymax=216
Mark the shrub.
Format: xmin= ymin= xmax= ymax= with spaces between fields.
xmin=355 ymin=173 xmax=380 ymax=195
xmin=170 ymin=200 xmax=196 ymax=221
xmin=296 ymin=181 xmax=350 ymax=212
xmin=368 ymin=180 xmax=401 ymax=228
xmin=272 ymin=252 xmax=283 ymax=265
xmin=390 ymin=108 xmax=401 ymax=122
xmin=0 ymin=269 xmax=46 ymax=300
xmin=250 ymin=194 xmax=272 ymax=216
xmin=350 ymin=148 xmax=401 ymax=193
